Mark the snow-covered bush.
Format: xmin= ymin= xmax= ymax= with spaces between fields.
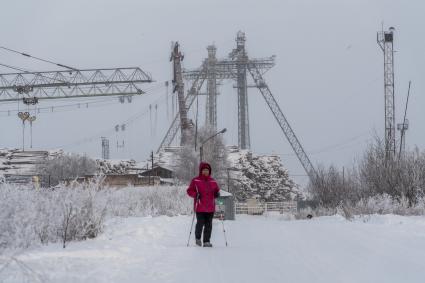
xmin=308 ymin=136 xmax=425 ymax=208
xmin=0 ymin=181 xmax=191 ymax=253
xmin=295 ymin=194 xmax=425 ymax=220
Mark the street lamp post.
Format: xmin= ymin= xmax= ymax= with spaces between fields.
xmin=199 ymin=128 xmax=227 ymax=162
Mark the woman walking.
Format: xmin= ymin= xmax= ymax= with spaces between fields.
xmin=187 ymin=162 xmax=220 ymax=247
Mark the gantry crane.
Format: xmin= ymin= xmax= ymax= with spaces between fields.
xmin=157 ymin=33 xmax=317 ymax=181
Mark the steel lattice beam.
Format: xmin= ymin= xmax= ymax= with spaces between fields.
xmin=183 ymin=58 xmax=275 ymax=80
xmin=0 ymin=67 xmax=152 ymax=102
xmin=248 ymin=64 xmax=317 ymax=181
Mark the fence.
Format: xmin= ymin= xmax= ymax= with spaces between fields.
xmin=235 ymin=201 xmax=297 ymax=215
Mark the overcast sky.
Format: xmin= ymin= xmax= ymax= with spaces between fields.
xmin=0 ymin=0 xmax=423 ymax=186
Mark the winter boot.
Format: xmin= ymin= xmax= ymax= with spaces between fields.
xmin=203 ymin=242 xmax=213 ymax=247
xmin=195 ymin=239 xmax=202 ymax=247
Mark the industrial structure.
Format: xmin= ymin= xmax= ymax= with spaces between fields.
xmin=0 ymin=62 xmax=153 ymax=155
xmin=0 ymin=27 xmax=412 ymax=186
xmin=101 ymin=137 xmax=110 ymax=160
xmin=158 ymin=31 xmax=317 ymax=181
xmin=377 ymin=26 xmax=396 ymax=160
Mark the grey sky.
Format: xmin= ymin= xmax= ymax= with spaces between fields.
xmin=0 ymin=0 xmax=423 ymax=186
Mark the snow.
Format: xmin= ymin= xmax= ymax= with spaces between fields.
xmin=2 ymin=214 xmax=425 ymax=283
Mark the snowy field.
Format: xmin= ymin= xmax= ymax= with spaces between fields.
xmin=1 ymin=214 xmax=425 ymax=283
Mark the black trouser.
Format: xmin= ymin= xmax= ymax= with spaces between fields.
xmin=195 ymin=212 xmax=214 ymax=243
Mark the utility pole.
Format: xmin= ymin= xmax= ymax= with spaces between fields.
xmin=398 ymin=81 xmax=411 ymax=160
xmin=227 ymin=168 xmax=230 ymax=193
xmin=151 ymin=150 xmax=154 ymax=185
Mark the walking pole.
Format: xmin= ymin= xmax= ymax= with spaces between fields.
xmin=187 ymin=185 xmax=199 ymax=247
xmin=186 ymin=207 xmax=196 ymax=247
xmin=220 ymin=211 xmax=228 ymax=247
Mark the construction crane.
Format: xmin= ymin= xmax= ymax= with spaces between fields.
xmin=0 ymin=47 xmax=153 ymax=152
xmin=169 ymin=42 xmax=193 ymax=146
xmin=156 ymin=61 xmax=208 ymax=152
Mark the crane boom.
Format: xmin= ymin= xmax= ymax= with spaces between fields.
xmin=0 ymin=67 xmax=152 ymax=102
xmin=156 ymin=63 xmax=208 ymax=153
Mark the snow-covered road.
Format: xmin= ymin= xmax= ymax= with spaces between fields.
xmin=2 ymin=214 xmax=425 ymax=283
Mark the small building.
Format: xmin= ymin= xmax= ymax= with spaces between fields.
xmin=215 ymin=190 xmax=235 ymax=220
xmin=75 ymin=174 xmax=160 ymax=187
xmin=140 ymin=166 xmax=174 ymax=179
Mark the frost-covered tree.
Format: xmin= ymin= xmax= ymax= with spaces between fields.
xmin=36 ymin=153 xmax=97 ymax=186
xmin=174 ymin=126 xmax=228 ymax=183
xmin=227 ymin=148 xmax=300 ymax=202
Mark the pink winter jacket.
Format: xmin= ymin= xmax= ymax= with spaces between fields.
xmin=187 ymin=162 xmax=220 ymax=213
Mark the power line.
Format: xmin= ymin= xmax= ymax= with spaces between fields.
xmin=0 ymin=45 xmax=77 ymax=70
xmin=0 ymin=62 xmax=31 ymax=73
xmin=55 ymin=85 xmax=170 ymax=149
xmin=258 ymin=131 xmax=370 ymax=157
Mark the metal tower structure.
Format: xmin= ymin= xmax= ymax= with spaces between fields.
xmin=230 ymin=31 xmax=250 ymax=149
xmin=206 ymin=45 xmax=218 ymax=129
xmin=101 ymin=137 xmax=110 ymax=159
xmin=377 ymin=26 xmax=396 ymax=160
xmin=183 ymin=32 xmax=275 ymax=150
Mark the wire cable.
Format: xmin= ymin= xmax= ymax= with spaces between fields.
xmin=0 ymin=62 xmax=69 ymax=84
xmin=0 ymin=45 xmax=77 ymax=70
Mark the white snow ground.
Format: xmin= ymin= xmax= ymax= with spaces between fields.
xmin=1 ymin=214 xmax=425 ymax=283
